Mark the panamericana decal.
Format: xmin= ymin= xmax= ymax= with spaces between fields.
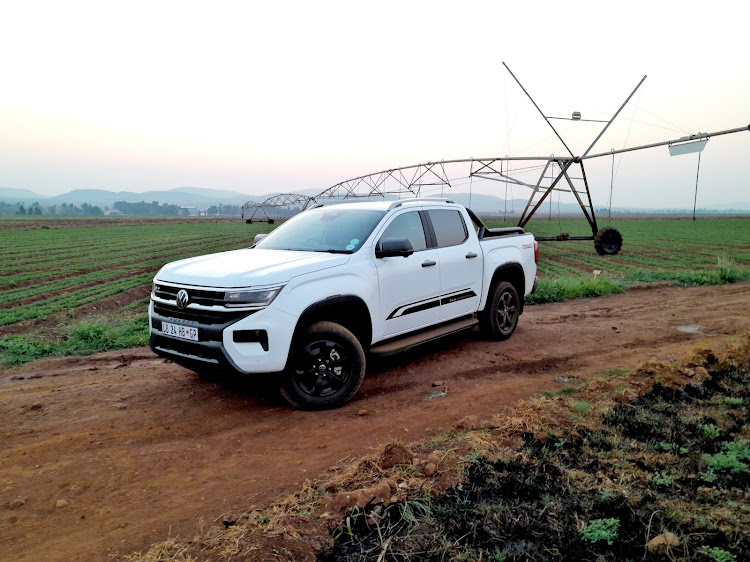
xmin=387 ymin=289 xmax=477 ymax=319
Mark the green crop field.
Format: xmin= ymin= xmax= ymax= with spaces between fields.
xmin=1 ymin=215 xmax=749 ymax=365
xmin=489 ymin=216 xmax=750 ymax=303
xmin=0 ymin=218 xmax=270 ymax=364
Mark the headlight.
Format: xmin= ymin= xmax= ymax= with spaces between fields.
xmin=224 ymin=286 xmax=283 ymax=308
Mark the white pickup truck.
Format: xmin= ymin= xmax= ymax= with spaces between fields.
xmin=149 ymin=198 xmax=537 ymax=409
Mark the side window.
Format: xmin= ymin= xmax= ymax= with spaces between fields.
xmin=379 ymin=211 xmax=427 ymax=251
xmin=428 ymin=209 xmax=468 ymax=248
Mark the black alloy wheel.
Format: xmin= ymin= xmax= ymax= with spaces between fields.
xmin=295 ymin=339 xmax=349 ymax=398
xmin=479 ymin=281 xmax=520 ymax=341
xmin=280 ymin=321 xmax=365 ymax=410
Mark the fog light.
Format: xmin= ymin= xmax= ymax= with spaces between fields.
xmin=233 ymin=330 xmax=269 ymax=351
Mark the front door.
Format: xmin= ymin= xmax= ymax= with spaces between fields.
xmin=374 ymin=210 xmax=441 ymax=339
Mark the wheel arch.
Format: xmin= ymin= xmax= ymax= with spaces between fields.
xmin=485 ymin=263 xmax=526 ymax=314
xmin=292 ymin=295 xmax=373 ymax=352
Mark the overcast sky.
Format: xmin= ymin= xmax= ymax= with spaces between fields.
xmin=1 ymin=0 xmax=748 ymax=208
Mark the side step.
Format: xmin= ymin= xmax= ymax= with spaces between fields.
xmin=370 ymin=317 xmax=478 ymax=357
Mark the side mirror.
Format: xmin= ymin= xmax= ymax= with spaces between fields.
xmin=375 ymin=237 xmax=414 ymax=258
xmin=254 ymin=233 xmax=268 ymax=244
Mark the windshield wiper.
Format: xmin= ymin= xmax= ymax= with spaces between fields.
xmin=314 ymin=249 xmax=353 ymax=254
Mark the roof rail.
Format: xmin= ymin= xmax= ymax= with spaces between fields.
xmin=387 ymin=197 xmax=455 ymax=210
xmin=307 ymin=198 xmax=385 ymax=211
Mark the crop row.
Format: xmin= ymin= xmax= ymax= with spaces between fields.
xmin=0 ymin=232 xmax=249 ymax=283
xmin=3 ymin=226 xmax=247 ymax=266
xmin=0 ymin=272 xmax=155 ymax=326
xmin=0 ymin=228 xmax=254 ymax=275
xmin=0 ymin=220 xmax=272 ymax=326
xmin=1 ymin=234 xmax=265 ymax=308
xmin=1 ymin=221 xmax=254 ymax=262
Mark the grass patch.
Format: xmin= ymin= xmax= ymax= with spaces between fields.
xmin=623 ymin=267 xmax=750 ymax=286
xmin=526 ymin=275 xmax=625 ymax=305
xmin=0 ymin=314 xmax=148 ymax=366
xmin=573 ymin=400 xmax=590 ymax=413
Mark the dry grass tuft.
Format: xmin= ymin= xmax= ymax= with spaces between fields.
xmin=124 ymin=536 xmax=196 ymax=562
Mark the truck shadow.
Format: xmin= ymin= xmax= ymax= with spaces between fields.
xmin=187 ymin=367 xmax=288 ymax=408
xmin=175 ymin=328 xmax=484 ymax=410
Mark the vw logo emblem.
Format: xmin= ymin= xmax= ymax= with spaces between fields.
xmin=176 ymin=289 xmax=189 ymax=309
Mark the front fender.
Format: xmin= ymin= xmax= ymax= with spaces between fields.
xmin=273 ymin=261 xmax=378 ymax=344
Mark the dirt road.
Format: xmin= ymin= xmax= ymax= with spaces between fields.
xmin=2 ymin=283 xmax=750 ymax=561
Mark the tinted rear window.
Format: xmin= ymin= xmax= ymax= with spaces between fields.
xmin=428 ymin=209 xmax=468 ymax=248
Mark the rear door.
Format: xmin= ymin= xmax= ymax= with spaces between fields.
xmin=426 ymin=208 xmax=482 ymax=321
xmin=374 ymin=210 xmax=441 ymax=338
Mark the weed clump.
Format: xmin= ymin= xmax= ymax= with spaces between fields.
xmin=578 ymin=517 xmax=620 ymax=546
xmin=0 ymin=314 xmax=148 ymax=366
xmin=701 ymin=440 xmax=750 ymax=483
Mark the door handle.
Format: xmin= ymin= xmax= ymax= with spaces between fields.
xmin=466 ymin=252 xmax=478 ymax=259
xmin=422 ymin=260 xmax=437 ymax=267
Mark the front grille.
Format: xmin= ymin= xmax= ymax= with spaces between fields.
xmin=154 ymin=285 xmax=225 ymax=307
xmin=153 ymin=302 xmax=252 ymax=324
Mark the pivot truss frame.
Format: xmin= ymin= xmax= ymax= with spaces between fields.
xmin=242 ymin=193 xmax=313 ymax=222
xmin=242 ymin=63 xmax=748 ymax=251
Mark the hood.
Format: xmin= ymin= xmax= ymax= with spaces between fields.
xmin=156 ymin=248 xmax=349 ymax=288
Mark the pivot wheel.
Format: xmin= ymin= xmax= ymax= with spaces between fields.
xmin=479 ymin=281 xmax=520 ymax=341
xmin=280 ymin=321 xmax=365 ymax=410
xmin=594 ymin=226 xmax=623 ymax=255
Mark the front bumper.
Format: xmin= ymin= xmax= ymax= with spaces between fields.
xmin=148 ymin=300 xmax=296 ymax=374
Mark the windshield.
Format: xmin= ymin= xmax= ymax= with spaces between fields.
xmin=255 ymin=208 xmax=386 ymax=253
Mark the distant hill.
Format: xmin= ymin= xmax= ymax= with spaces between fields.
xmin=162 ymin=186 xmax=256 ymax=199
xmin=0 ymin=187 xmax=264 ymax=208
xmin=0 ymin=187 xmax=51 ymax=203
xmin=41 ymin=188 xmax=256 ymax=208
xmin=1 ymin=186 xmax=748 ymax=214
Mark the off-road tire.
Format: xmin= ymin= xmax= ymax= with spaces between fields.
xmin=479 ymin=281 xmax=520 ymax=341
xmin=594 ymin=226 xmax=623 ymax=255
xmin=280 ymin=321 xmax=366 ymax=410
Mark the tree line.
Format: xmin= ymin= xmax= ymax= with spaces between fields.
xmin=112 ymin=201 xmax=188 ymax=216
xmin=1 ymin=200 xmax=244 ymax=217
xmin=205 ymin=204 xmax=242 ymax=216
xmin=0 ymin=202 xmax=104 ymax=216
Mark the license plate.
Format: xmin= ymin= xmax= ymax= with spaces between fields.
xmin=162 ymin=322 xmax=199 ymax=342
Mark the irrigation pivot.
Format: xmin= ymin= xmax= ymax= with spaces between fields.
xmin=242 ymin=65 xmax=749 ymax=255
